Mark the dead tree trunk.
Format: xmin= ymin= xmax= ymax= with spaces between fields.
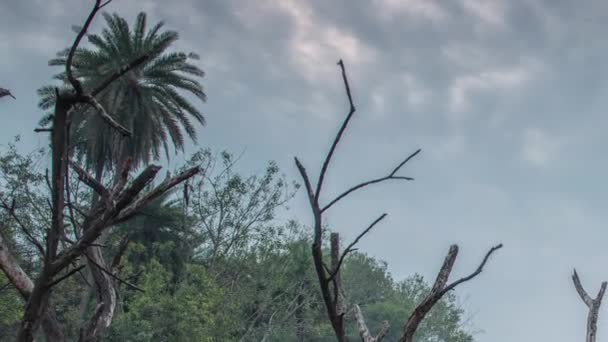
xmin=572 ymin=269 xmax=607 ymax=342
xmin=295 ymin=59 xmax=502 ymax=342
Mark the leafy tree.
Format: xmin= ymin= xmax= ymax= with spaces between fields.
xmin=35 ymin=11 xmax=207 ymax=339
xmin=108 ymin=260 xmax=227 ymax=342
xmin=183 ymin=149 xmax=298 ymax=269
xmin=342 ymin=254 xmax=474 ymax=342
xmin=38 ymin=11 xmax=207 ymax=178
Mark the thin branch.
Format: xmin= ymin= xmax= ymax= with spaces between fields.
xmin=90 ymin=55 xmax=148 ymax=97
xmin=400 ymin=244 xmax=502 ymax=342
xmin=113 ymin=166 xmax=200 ymax=223
xmin=69 ymin=160 xmax=109 ymax=199
xmin=0 ymin=197 xmax=45 ymax=256
xmin=389 ymin=149 xmax=421 ymax=177
xmin=84 ymin=252 xmax=143 ymax=293
xmin=50 ymin=165 xmax=196 ymax=275
xmin=315 ymin=59 xmax=356 ymax=203
xmin=440 ymin=243 xmax=503 ymax=295
xmin=83 ymin=95 xmax=131 ymax=137
xmin=327 ymin=213 xmax=387 ymax=283
xmin=34 ymin=128 xmax=52 ymax=133
xmin=294 ymin=158 xmax=317 ymax=211
xmin=573 ymin=269 xmax=594 ymax=307
xmin=322 ymin=149 xmax=420 ymax=213
xmin=65 ymin=172 xmax=82 ymax=240
xmin=46 ymin=265 xmax=86 ymax=289
xmin=66 ymin=202 xmax=89 ymax=220
xmin=66 ymin=0 xmax=106 ymax=94
xmin=111 ymin=234 xmax=130 ymax=269
xmin=98 ymin=0 xmax=113 ymax=9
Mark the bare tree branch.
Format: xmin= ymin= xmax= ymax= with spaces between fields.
xmin=400 ymin=244 xmax=502 ymax=342
xmin=80 ymin=95 xmax=131 ymax=136
xmin=321 ymin=149 xmax=420 ymax=213
xmin=90 ymin=55 xmax=148 ymax=97
xmin=314 ymin=59 xmax=356 ymax=204
xmin=0 ymin=88 xmax=15 ymax=99
xmin=0 ymin=197 xmax=45 ymax=256
xmin=294 ymin=158 xmax=316 ymax=210
xmin=352 ymin=304 xmax=390 ymax=342
xmin=113 ymin=166 xmax=201 ymax=223
xmin=69 ymin=160 xmax=109 ymax=199
xmin=572 ymin=269 xmax=607 ymax=342
xmin=46 ymin=265 xmax=86 ymax=290
xmin=295 ymin=60 xmax=422 ymax=342
xmin=84 ymin=251 xmax=143 ymax=293
xmin=327 ymin=213 xmax=387 ymax=283
xmin=65 ymin=0 xmax=111 ymax=94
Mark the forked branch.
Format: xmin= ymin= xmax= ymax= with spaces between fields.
xmin=352 ymin=304 xmax=390 ymax=342
xmin=322 ymin=149 xmax=420 ymax=213
xmin=400 ymin=244 xmax=502 ymax=342
xmin=572 ymin=269 xmax=607 ymax=342
xmin=327 ymin=213 xmax=387 ymax=283
xmin=295 ymin=59 xmax=421 ymax=342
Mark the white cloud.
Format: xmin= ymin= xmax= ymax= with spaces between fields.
xmin=272 ymin=0 xmax=376 ymax=83
xmin=374 ymin=0 xmax=449 ymax=23
xmin=521 ymin=128 xmax=561 ymax=166
xmin=461 ymin=0 xmax=508 ymax=28
xmin=402 ymin=74 xmax=431 ymax=110
xmin=448 ymin=63 xmax=536 ymax=114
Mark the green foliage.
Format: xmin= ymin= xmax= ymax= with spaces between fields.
xmin=0 ymin=142 xmax=476 ymax=341
xmin=0 ymin=274 xmax=23 ymax=341
xmin=108 ymin=261 xmax=226 ymax=342
xmin=38 ymin=11 xmax=207 ymax=173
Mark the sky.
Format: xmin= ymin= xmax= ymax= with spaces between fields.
xmin=2 ymin=0 xmax=608 ymax=341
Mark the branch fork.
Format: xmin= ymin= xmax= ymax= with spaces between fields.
xmin=295 ymin=59 xmax=501 ymax=342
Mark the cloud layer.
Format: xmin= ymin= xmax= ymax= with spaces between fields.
xmin=3 ymin=0 xmax=608 ymax=341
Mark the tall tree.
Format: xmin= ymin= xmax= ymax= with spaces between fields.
xmin=0 ymin=1 xmax=201 ymax=341
xmin=37 ymin=11 xmax=206 ymax=179
xmin=36 ymin=11 xmax=207 ymax=336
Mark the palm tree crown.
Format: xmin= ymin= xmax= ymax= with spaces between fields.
xmin=38 ymin=12 xmax=206 ymax=177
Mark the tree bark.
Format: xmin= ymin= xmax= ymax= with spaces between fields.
xmin=17 ymin=97 xmax=70 ymax=342
xmin=0 ymin=233 xmax=65 ymax=341
xmin=572 ymin=269 xmax=607 ymax=342
xmin=79 ymin=245 xmax=117 ymax=342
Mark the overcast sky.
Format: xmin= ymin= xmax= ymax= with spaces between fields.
xmin=4 ymin=0 xmax=608 ymax=340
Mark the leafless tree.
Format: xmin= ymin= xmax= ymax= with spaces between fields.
xmin=0 ymin=1 xmax=200 ymax=341
xmin=294 ymin=60 xmax=502 ymax=342
xmin=572 ymin=269 xmax=607 ymax=342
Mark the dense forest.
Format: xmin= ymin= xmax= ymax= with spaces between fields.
xmin=3 ymin=1 xmax=603 ymax=342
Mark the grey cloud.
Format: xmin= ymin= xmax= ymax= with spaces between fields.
xmin=4 ymin=1 xmax=608 ymax=341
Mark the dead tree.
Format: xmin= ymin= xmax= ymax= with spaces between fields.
xmin=572 ymin=269 xmax=607 ymax=342
xmin=0 ymin=1 xmax=200 ymax=341
xmin=295 ymin=60 xmax=502 ymax=342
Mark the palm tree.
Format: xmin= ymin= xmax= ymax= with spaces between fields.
xmin=38 ymin=12 xmax=206 ymax=179
xmin=37 ymin=12 xmax=207 ymax=335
